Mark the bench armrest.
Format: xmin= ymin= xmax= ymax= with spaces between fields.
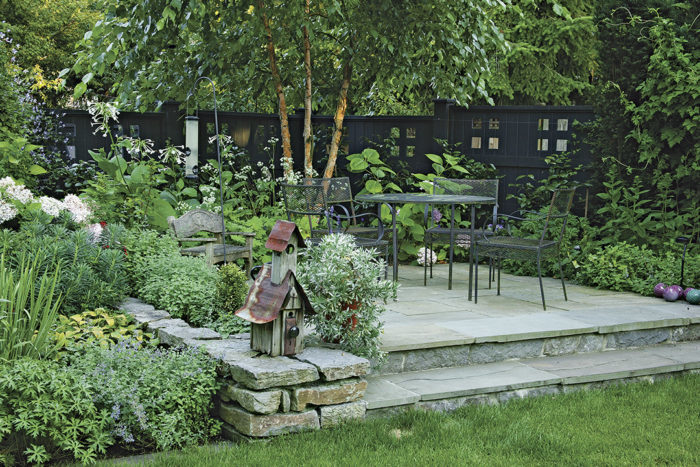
xmin=177 ymin=237 xmax=218 ymax=243
xmin=225 ymin=231 xmax=256 ymax=238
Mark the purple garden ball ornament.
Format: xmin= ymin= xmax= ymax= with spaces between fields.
xmin=663 ymin=287 xmax=680 ymax=302
xmin=682 ymin=287 xmax=693 ymax=300
xmin=653 ymin=283 xmax=667 ymax=297
xmin=667 ymin=285 xmax=683 ymax=297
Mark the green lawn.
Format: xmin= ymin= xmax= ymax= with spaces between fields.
xmin=113 ymin=375 xmax=699 ymax=466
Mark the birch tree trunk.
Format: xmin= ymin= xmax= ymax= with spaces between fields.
xmin=323 ymin=60 xmax=351 ymax=179
xmin=258 ymin=0 xmax=293 ymax=176
xmin=302 ymin=0 xmax=313 ymax=176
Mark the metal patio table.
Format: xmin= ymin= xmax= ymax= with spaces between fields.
xmin=356 ymin=193 xmax=496 ymax=299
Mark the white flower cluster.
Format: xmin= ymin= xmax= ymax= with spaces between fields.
xmin=0 ymin=177 xmax=93 ymax=225
xmin=62 ymin=194 xmax=91 ymax=223
xmin=417 ymin=247 xmax=438 ymax=266
xmin=39 ymin=196 xmax=64 ymax=217
xmin=0 ymin=199 xmax=18 ymax=223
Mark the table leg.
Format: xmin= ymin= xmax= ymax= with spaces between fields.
xmin=380 ymin=202 xmax=398 ymax=282
xmin=468 ymin=204 xmax=476 ymax=300
xmin=448 ymin=203 xmax=455 ymax=290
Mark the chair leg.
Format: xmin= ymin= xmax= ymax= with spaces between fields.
xmin=559 ymin=254 xmax=568 ymax=301
xmin=537 ymin=255 xmax=546 ymax=311
xmin=474 ymin=247 xmax=479 ymax=304
xmin=423 ymin=236 xmax=428 ymax=286
xmin=429 ymin=239 xmax=434 ymax=279
xmin=497 ymin=256 xmax=501 ymax=295
xmin=488 ymin=258 xmax=493 ymax=289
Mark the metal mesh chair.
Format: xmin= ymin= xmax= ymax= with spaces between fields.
xmin=474 ymin=187 xmax=576 ymax=310
xmin=424 ymin=178 xmax=499 ymax=286
xmin=281 ymin=179 xmax=389 ymax=276
xmin=302 ymin=177 xmax=378 ymax=238
xmin=280 ymin=182 xmax=329 ymax=245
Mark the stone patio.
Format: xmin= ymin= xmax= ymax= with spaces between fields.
xmin=365 ymin=263 xmax=699 ymax=414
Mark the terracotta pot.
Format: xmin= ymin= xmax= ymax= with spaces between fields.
xmin=323 ymin=301 xmax=360 ymax=343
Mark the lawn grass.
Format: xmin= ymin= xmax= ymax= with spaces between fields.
xmin=111 ymin=374 xmax=699 ymax=466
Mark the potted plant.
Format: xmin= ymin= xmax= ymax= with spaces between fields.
xmin=297 ymin=233 xmax=398 ymax=361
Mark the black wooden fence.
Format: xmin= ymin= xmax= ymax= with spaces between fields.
xmin=59 ymin=100 xmax=594 ymax=213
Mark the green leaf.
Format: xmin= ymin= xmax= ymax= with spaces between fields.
xmin=29 ymin=165 xmax=47 ymax=175
xmin=365 ymin=180 xmax=383 ymax=194
xmin=74 ymin=82 xmax=87 ymax=99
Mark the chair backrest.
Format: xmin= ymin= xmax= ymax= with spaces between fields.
xmin=167 ymin=209 xmax=224 ymax=239
xmin=280 ymin=182 xmax=328 ymax=234
xmin=540 ymin=188 xmax=576 ymax=244
xmin=302 ymin=176 xmax=358 ymax=215
xmin=433 ymin=178 xmax=499 ymax=225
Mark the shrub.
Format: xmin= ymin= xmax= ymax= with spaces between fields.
xmin=137 ymin=255 xmax=218 ymax=326
xmin=576 ymin=241 xmax=699 ymax=295
xmin=11 ymin=225 xmax=127 ymax=314
xmin=0 ymin=255 xmax=62 ymax=361
xmin=117 ymin=227 xmax=180 ymax=293
xmin=212 ymin=263 xmax=251 ymax=336
xmin=297 ymin=233 xmax=397 ymax=361
xmin=64 ymin=342 xmax=221 ymax=452
xmin=0 ymin=358 xmax=113 ymax=465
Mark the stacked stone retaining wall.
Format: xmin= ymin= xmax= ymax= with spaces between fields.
xmin=120 ymin=298 xmax=369 ymax=439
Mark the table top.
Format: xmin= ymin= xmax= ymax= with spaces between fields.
xmin=356 ymin=192 xmax=496 ymax=205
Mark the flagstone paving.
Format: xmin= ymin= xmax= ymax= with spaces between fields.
xmin=364 ymin=264 xmax=699 ymax=413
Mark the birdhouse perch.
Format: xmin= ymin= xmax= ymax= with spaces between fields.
xmin=235 ymin=220 xmax=314 ymax=356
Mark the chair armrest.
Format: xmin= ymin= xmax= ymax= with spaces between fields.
xmin=225 ymin=231 xmax=256 ymax=238
xmin=176 ymin=237 xmax=218 ymax=243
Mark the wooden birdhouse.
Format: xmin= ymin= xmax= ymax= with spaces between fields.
xmin=235 ymin=220 xmax=314 ymax=356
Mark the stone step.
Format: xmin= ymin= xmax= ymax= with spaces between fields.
xmin=376 ymin=305 xmax=700 ymax=375
xmin=363 ymin=341 xmax=700 ymax=413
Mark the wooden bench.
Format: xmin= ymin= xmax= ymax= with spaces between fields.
xmin=167 ymin=209 xmax=254 ymax=274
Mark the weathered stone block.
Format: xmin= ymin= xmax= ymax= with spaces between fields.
xmin=158 ymin=326 xmax=221 ymax=347
xmin=129 ymin=309 xmax=171 ymax=326
xmin=577 ymin=334 xmax=605 ymax=353
xmin=219 ymin=402 xmax=319 ymax=437
xmin=319 ymin=401 xmax=367 ymax=428
xmin=185 ymin=338 xmax=258 ymax=360
xmin=291 ymin=378 xmax=367 ymax=411
xmin=671 ymin=324 xmax=700 ymax=342
xmin=374 ymin=351 xmax=405 ymax=375
xmin=229 ymin=355 xmax=319 ymax=390
xmin=281 ymin=390 xmax=291 ymax=412
xmin=295 ymin=347 xmax=370 ymax=381
xmin=606 ymin=329 xmax=670 ymax=349
xmin=467 ymin=340 xmax=543 ymax=365
xmin=220 ymin=385 xmax=282 ymax=414
xmin=119 ymin=299 xmax=155 ymax=315
xmin=402 ymin=345 xmax=469 ymax=372
xmin=543 ymin=336 xmax=579 ymax=356
xmin=146 ymin=318 xmax=190 ymax=332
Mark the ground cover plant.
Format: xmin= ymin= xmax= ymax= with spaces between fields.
xmin=114 ymin=375 xmax=700 ymax=466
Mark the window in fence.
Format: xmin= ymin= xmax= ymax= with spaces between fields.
xmin=471 ymin=137 xmax=482 ymax=149
xmin=557 ymin=119 xmax=568 ymax=131
xmin=472 ymin=118 xmax=482 ymax=129
xmin=129 ymin=125 xmax=140 ymax=138
xmin=556 ymin=139 xmax=568 ymax=151
xmin=390 ymin=127 xmax=400 ymax=139
xmin=488 ymin=137 xmax=499 ymax=150
xmin=407 ymin=127 xmax=416 ymax=139
xmin=407 ymin=145 xmax=415 ymax=157
xmin=489 ymin=118 xmax=500 ymax=130
xmin=537 ymin=138 xmax=549 ymax=151
xmin=64 ymin=124 xmax=76 ymax=160
xmin=538 ymin=118 xmax=549 ymax=131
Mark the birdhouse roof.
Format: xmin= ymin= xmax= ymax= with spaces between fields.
xmin=265 ymin=220 xmax=306 ymax=252
xmin=235 ymin=263 xmax=314 ymax=324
